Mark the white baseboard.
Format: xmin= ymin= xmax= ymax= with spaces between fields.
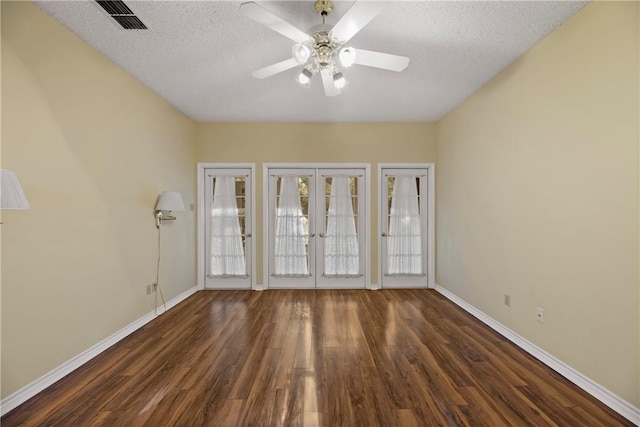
xmin=435 ymin=285 xmax=640 ymax=426
xmin=1 ymin=286 xmax=199 ymax=417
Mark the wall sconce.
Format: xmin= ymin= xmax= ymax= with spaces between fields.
xmin=155 ymin=191 xmax=185 ymax=228
xmin=1 ymin=169 xmax=31 ymax=210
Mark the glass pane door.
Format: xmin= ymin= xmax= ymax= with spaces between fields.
xmin=268 ymin=169 xmax=316 ymax=288
xmin=267 ymin=166 xmax=367 ymax=289
xmin=205 ymin=168 xmax=252 ymax=289
xmin=316 ymin=169 xmax=365 ymax=288
xmin=380 ymin=168 xmax=429 ymax=288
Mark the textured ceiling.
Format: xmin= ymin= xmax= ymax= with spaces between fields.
xmin=35 ymin=1 xmax=587 ymax=122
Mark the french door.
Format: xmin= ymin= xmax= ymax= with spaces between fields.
xmin=200 ymin=165 xmax=254 ymax=289
xmin=379 ymin=165 xmax=435 ymax=288
xmin=265 ymin=165 xmax=368 ymax=289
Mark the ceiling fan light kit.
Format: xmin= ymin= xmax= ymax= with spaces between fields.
xmin=292 ymin=44 xmax=312 ymax=64
xmin=297 ymin=68 xmax=313 ymax=87
xmin=338 ymin=46 xmax=356 ymax=68
xmin=333 ymin=72 xmax=346 ymax=89
xmin=240 ymin=0 xmax=410 ymax=97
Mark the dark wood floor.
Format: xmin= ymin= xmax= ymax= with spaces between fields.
xmin=2 ymin=289 xmax=632 ymax=426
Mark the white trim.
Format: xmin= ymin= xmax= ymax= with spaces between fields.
xmin=364 ymin=165 xmax=372 ymax=288
xmin=378 ymin=163 xmax=435 ymax=289
xmin=426 ymin=165 xmax=436 ymax=288
xmin=0 ymin=286 xmax=198 ymax=417
xmin=197 ymin=165 xmax=206 ymax=290
xmin=262 ymin=164 xmax=270 ymax=290
xmin=197 ymin=163 xmax=256 ymax=291
xmin=435 ymin=284 xmax=640 ymax=426
xmin=381 ymin=283 xmax=432 ymax=289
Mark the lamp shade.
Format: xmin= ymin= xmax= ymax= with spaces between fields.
xmin=1 ymin=169 xmax=31 ymax=210
xmin=155 ymin=191 xmax=185 ymax=212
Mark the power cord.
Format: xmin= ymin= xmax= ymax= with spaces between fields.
xmin=155 ymin=226 xmax=167 ymax=316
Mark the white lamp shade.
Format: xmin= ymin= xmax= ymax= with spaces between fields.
xmin=292 ymin=44 xmax=311 ymax=64
xmin=338 ymin=46 xmax=356 ymax=68
xmin=1 ymin=169 xmax=31 ymax=210
xmin=155 ymin=191 xmax=185 ymax=212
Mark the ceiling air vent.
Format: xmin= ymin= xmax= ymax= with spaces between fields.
xmin=96 ymin=0 xmax=147 ymax=30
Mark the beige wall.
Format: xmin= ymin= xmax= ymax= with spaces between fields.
xmin=1 ymin=2 xmax=197 ymax=398
xmin=436 ymin=1 xmax=639 ymax=407
xmin=196 ymin=122 xmax=436 ymax=284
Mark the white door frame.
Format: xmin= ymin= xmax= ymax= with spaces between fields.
xmin=197 ymin=163 xmax=256 ymax=290
xmin=263 ymin=163 xmax=371 ymax=289
xmin=378 ymin=163 xmax=435 ymax=289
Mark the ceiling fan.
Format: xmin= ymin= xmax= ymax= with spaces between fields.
xmin=240 ymin=0 xmax=410 ymax=97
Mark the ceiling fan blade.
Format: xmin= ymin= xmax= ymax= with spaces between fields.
xmin=240 ymin=2 xmax=313 ymax=44
xmin=353 ymin=49 xmax=410 ymax=72
xmin=251 ymin=58 xmax=300 ymax=79
xmin=330 ymin=1 xmax=386 ymax=43
xmin=321 ymin=69 xmax=341 ymax=97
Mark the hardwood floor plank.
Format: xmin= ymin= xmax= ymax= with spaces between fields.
xmin=238 ymin=347 xmax=281 ymax=427
xmin=339 ymin=338 xmax=376 ymax=427
xmin=411 ymin=342 xmax=468 ymax=406
xmin=457 ymin=386 xmax=510 ymax=427
xmin=469 ymin=361 xmax=558 ymax=427
xmin=274 ymin=318 xmax=302 ymax=389
xmin=384 ymin=349 xmax=449 ymax=426
xmin=495 ymin=340 xmax=589 ymax=407
xmin=395 ymin=408 xmax=419 ymax=427
xmin=322 ymin=346 xmax=355 ymax=427
xmin=410 ymin=364 xmax=471 ymax=426
xmin=2 ymin=290 xmax=633 ymax=427
xmin=219 ymin=399 xmax=244 ymax=427
xmin=359 ymin=366 xmax=400 ymax=427
xmin=229 ymin=323 xmax=274 ymax=400
xmin=293 ymin=317 xmax=313 ymax=369
xmin=268 ymin=293 xmax=295 ymax=349
xmin=345 ymin=299 xmax=376 ymax=369
xmin=457 ymin=325 xmax=528 ymax=388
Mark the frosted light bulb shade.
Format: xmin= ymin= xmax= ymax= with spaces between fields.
xmin=296 ymin=68 xmax=313 ymax=87
xmin=333 ymin=72 xmax=346 ymax=89
xmin=155 ymin=191 xmax=185 ymax=212
xmin=338 ymin=47 xmax=356 ymax=68
xmin=1 ymin=169 xmax=31 ymax=210
xmin=292 ymin=44 xmax=311 ymax=64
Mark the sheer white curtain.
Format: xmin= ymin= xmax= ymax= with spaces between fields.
xmin=387 ymin=176 xmax=423 ymax=275
xmin=210 ymin=176 xmax=246 ymax=277
xmin=274 ymin=176 xmax=309 ymax=276
xmin=324 ymin=176 xmax=359 ymax=276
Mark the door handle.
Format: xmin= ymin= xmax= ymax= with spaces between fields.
xmin=382 ymin=232 xmax=388 ymax=237
xmin=246 ymin=233 xmax=252 ymax=237
xmin=309 ymin=233 xmax=315 ymax=237
xmin=319 ymin=233 xmax=326 ymax=238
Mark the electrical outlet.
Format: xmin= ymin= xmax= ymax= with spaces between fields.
xmin=504 ymin=294 xmax=511 ymax=307
xmin=146 ymin=285 xmax=152 ymax=295
xmin=153 ymin=283 xmax=158 ymax=292
xmin=536 ymin=307 xmax=544 ymax=323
